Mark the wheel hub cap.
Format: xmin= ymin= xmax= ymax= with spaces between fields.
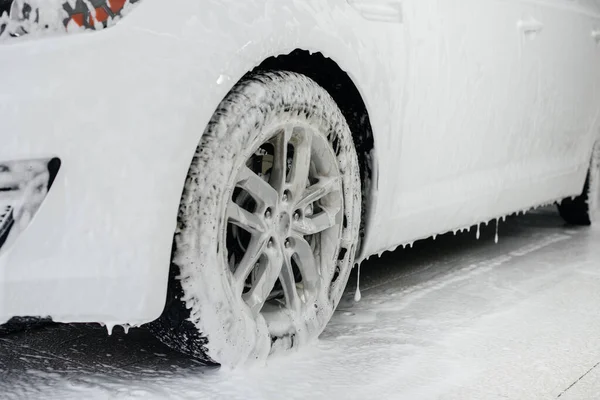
xmin=276 ymin=212 xmax=291 ymax=236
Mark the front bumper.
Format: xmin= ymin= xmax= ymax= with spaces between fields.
xmin=0 ymin=24 xmax=191 ymax=327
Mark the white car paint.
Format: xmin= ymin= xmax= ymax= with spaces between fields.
xmin=0 ymin=0 xmax=599 ymax=328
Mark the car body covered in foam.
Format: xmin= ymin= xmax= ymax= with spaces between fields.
xmin=1 ymin=0 xmax=599 ymax=328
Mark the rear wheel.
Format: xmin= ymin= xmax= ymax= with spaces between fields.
xmin=557 ymin=141 xmax=600 ymax=226
xmin=150 ymin=71 xmax=362 ymax=367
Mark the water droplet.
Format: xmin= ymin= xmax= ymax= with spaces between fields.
xmin=354 ymin=265 xmax=362 ymax=302
xmin=495 ymin=218 xmax=499 ymax=244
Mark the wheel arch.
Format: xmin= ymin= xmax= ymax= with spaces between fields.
xmin=152 ymin=46 xmax=381 ymax=327
xmin=254 ymin=49 xmax=377 ymax=259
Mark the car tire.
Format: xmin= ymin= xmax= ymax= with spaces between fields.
xmin=150 ymin=71 xmax=362 ymax=367
xmin=557 ymin=141 xmax=600 ymax=226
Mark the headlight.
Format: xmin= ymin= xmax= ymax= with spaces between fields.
xmin=0 ymin=0 xmax=141 ymax=39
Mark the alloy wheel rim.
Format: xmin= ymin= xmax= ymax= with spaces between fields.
xmin=223 ymin=123 xmax=344 ymax=335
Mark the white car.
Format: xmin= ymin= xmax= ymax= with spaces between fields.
xmin=1 ymin=0 xmax=599 ymax=367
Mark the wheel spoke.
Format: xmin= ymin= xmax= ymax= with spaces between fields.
xmin=296 ymin=176 xmax=341 ymax=210
xmin=292 ymin=235 xmax=320 ymax=291
xmin=289 ymin=130 xmax=312 ymax=199
xmin=233 ymin=235 xmax=268 ymax=293
xmin=270 ymin=126 xmax=293 ymax=192
xmin=236 ymin=166 xmax=278 ymax=207
xmin=280 ymin=247 xmax=301 ymax=312
xmin=227 ymin=201 xmax=265 ymax=234
xmin=293 ymin=205 xmax=342 ymax=235
xmin=243 ymin=245 xmax=284 ymax=316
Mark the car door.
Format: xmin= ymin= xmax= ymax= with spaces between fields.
xmin=384 ymin=0 xmax=545 ymax=244
xmin=576 ymin=0 xmax=600 ymax=144
xmin=526 ymin=0 xmax=600 ymax=174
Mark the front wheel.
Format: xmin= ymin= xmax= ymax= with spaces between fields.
xmin=558 ymin=141 xmax=600 ymax=226
xmin=150 ymin=71 xmax=362 ymax=367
